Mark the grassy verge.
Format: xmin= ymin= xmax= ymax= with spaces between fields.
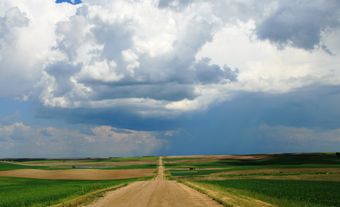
xmin=180 ymin=181 xmax=231 ymax=207
xmin=181 ymin=180 xmax=274 ymax=207
xmin=0 ymin=176 xmax=149 ymax=207
xmin=50 ymin=183 xmax=127 ymax=207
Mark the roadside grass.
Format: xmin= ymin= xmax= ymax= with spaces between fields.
xmin=199 ymin=179 xmax=340 ymax=207
xmin=182 ymin=181 xmax=273 ymax=207
xmin=49 ymin=183 xmax=127 ymax=207
xmin=0 ymin=176 xmax=148 ymax=207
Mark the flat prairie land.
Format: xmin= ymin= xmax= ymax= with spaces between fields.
xmin=1 ymin=153 xmax=340 ymax=207
xmin=0 ymin=156 xmax=158 ymax=207
xmin=1 ymin=156 xmax=158 ymax=170
xmin=0 ymin=156 xmax=158 ymax=180
xmin=165 ymin=153 xmax=340 ymax=207
xmin=0 ymin=177 xmax=145 ymax=207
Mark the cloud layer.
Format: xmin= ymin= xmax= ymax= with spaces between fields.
xmin=0 ymin=122 xmax=163 ymax=157
xmin=257 ymin=124 xmax=340 ymax=152
xmin=0 ymin=7 xmax=31 ymax=96
xmin=1 ymin=0 xmax=340 ymax=117
xmin=256 ymin=0 xmax=340 ymax=52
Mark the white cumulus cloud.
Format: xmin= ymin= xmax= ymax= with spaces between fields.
xmin=1 ymin=0 xmax=340 ymax=117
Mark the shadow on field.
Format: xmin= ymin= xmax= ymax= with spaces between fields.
xmin=218 ymin=153 xmax=340 ymax=166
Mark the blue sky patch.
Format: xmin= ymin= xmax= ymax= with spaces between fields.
xmin=56 ymin=0 xmax=82 ymax=5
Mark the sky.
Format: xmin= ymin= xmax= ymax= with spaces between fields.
xmin=1 ymin=0 xmax=340 ymax=158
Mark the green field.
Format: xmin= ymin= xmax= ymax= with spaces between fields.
xmin=0 ymin=177 xmax=144 ymax=207
xmin=165 ymin=153 xmax=340 ymax=207
xmin=0 ymin=163 xmax=48 ymax=171
xmin=201 ymin=179 xmax=340 ymax=207
xmin=0 ymin=156 xmax=158 ymax=206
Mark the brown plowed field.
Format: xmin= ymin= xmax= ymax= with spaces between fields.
xmin=19 ymin=161 xmax=154 ymax=167
xmin=0 ymin=169 xmax=154 ymax=180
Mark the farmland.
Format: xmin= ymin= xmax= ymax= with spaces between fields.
xmin=0 ymin=156 xmax=158 ymax=207
xmin=164 ymin=153 xmax=340 ymax=207
xmin=1 ymin=154 xmax=340 ymax=207
xmin=1 ymin=156 xmax=158 ymax=170
xmin=0 ymin=177 xmax=146 ymax=207
xmin=200 ymin=179 xmax=340 ymax=207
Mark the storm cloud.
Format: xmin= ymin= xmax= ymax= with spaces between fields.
xmin=256 ymin=0 xmax=340 ymax=52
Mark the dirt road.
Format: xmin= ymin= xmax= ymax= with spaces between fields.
xmin=86 ymin=157 xmax=222 ymax=207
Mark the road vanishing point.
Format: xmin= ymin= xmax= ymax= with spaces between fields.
xmin=86 ymin=157 xmax=222 ymax=207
